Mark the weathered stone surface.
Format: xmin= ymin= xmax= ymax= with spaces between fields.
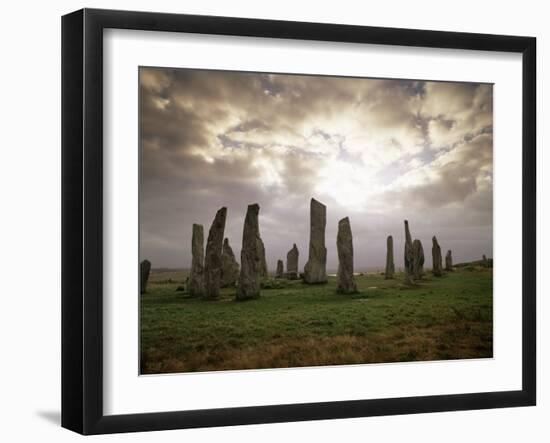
xmin=412 ymin=239 xmax=425 ymax=280
xmin=221 ymin=238 xmax=239 ymax=288
xmin=237 ymin=204 xmax=262 ymax=300
xmin=275 ymin=260 xmax=284 ymax=278
xmin=385 ymin=235 xmax=395 ymax=279
xmin=404 ymin=220 xmax=415 ymax=284
xmin=432 ymin=236 xmax=443 ymax=277
xmin=445 ymin=250 xmax=453 ymax=271
xmin=336 ymin=217 xmax=358 ymax=294
xmin=304 ymin=198 xmax=327 ymax=284
xmin=140 ymin=259 xmax=151 ymax=294
xmin=286 ymin=244 xmax=299 ymax=280
xmin=258 ymin=237 xmax=268 ymax=277
xmin=189 ymin=224 xmax=205 ymax=297
xmin=204 ymin=207 xmax=227 ymax=298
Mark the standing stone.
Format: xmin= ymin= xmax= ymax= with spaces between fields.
xmin=336 ymin=217 xmax=358 ymax=294
xmin=275 ymin=260 xmax=284 ymax=278
xmin=404 ymin=220 xmax=415 ymax=284
xmin=140 ymin=259 xmax=151 ymax=294
xmin=204 ymin=207 xmax=227 ymax=299
xmin=189 ymin=224 xmax=205 ymax=297
xmin=304 ymin=198 xmax=327 ymax=284
xmin=237 ymin=204 xmax=262 ymax=300
xmin=432 ymin=236 xmax=443 ymax=277
xmin=221 ymin=238 xmax=239 ymax=288
xmin=385 ymin=235 xmax=395 ymax=279
xmin=286 ymin=244 xmax=299 ymax=280
xmin=445 ymin=250 xmax=453 ymax=271
xmin=482 ymin=254 xmax=489 ymax=267
xmin=412 ymin=239 xmax=425 ymax=280
xmin=258 ymin=237 xmax=268 ymax=277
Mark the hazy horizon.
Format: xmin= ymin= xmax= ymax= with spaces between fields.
xmin=139 ymin=67 xmax=493 ymax=271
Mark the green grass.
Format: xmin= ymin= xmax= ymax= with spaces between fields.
xmin=140 ymin=268 xmax=493 ymax=374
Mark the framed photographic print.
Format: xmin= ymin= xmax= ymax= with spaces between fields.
xmin=61 ymin=8 xmax=536 ymax=435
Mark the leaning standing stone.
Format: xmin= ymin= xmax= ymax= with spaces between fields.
xmin=404 ymin=220 xmax=415 ymax=284
xmin=140 ymin=259 xmax=151 ymax=294
xmin=221 ymin=238 xmax=239 ymax=288
xmin=412 ymin=239 xmax=425 ymax=280
xmin=336 ymin=217 xmax=358 ymax=294
xmin=237 ymin=204 xmax=262 ymax=300
xmin=385 ymin=235 xmax=395 ymax=279
xmin=258 ymin=237 xmax=268 ymax=277
xmin=304 ymin=198 xmax=327 ymax=284
xmin=432 ymin=236 xmax=443 ymax=277
xmin=445 ymin=250 xmax=453 ymax=271
xmin=204 ymin=207 xmax=227 ymax=299
xmin=275 ymin=260 xmax=284 ymax=278
xmin=189 ymin=224 xmax=205 ymax=297
xmin=286 ymin=244 xmax=299 ymax=280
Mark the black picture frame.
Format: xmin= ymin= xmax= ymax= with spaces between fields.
xmin=62 ymin=8 xmax=536 ymax=435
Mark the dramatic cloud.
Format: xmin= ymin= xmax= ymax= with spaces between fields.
xmin=139 ymin=68 xmax=493 ymax=271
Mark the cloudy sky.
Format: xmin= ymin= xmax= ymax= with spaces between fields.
xmin=139 ymin=67 xmax=493 ymax=272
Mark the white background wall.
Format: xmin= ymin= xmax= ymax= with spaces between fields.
xmin=0 ymin=0 xmax=546 ymax=441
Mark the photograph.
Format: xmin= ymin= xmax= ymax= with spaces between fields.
xmin=138 ymin=67 xmax=494 ymax=374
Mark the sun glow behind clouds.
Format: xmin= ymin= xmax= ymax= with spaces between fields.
xmin=315 ymin=160 xmax=374 ymax=209
xmin=139 ymin=67 xmax=493 ymax=268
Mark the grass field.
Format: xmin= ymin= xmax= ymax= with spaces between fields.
xmin=140 ymin=267 xmax=493 ymax=374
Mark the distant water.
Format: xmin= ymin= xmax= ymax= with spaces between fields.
xmin=328 ymin=267 xmax=403 ymax=277
xmin=153 ymin=267 xmax=402 ymax=275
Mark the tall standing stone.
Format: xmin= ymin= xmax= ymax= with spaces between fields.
xmin=445 ymin=250 xmax=453 ymax=271
xmin=286 ymin=244 xmax=299 ymax=280
xmin=140 ymin=259 xmax=151 ymax=294
xmin=482 ymin=254 xmax=489 ymax=267
xmin=432 ymin=236 xmax=443 ymax=277
xmin=189 ymin=224 xmax=205 ymax=297
xmin=412 ymin=239 xmax=425 ymax=280
xmin=275 ymin=260 xmax=284 ymax=278
xmin=404 ymin=220 xmax=415 ymax=284
xmin=221 ymin=238 xmax=239 ymax=288
xmin=258 ymin=237 xmax=268 ymax=277
xmin=237 ymin=204 xmax=262 ymax=300
xmin=204 ymin=207 xmax=227 ymax=299
xmin=385 ymin=235 xmax=395 ymax=279
xmin=336 ymin=217 xmax=358 ymax=294
xmin=304 ymin=198 xmax=327 ymax=284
